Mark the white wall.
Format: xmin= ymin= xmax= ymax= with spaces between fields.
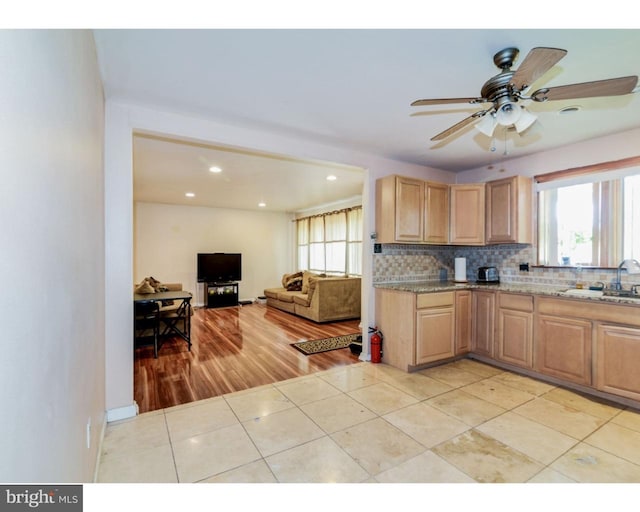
xmin=135 ymin=202 xmax=292 ymax=303
xmin=456 ymin=128 xmax=640 ymax=183
xmin=104 ymin=101 xmax=454 ymax=416
xmin=0 ymin=30 xmax=105 ymax=482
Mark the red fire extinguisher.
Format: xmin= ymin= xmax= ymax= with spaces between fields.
xmin=370 ymin=326 xmax=383 ymax=363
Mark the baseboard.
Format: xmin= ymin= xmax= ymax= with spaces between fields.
xmin=92 ymin=414 xmax=108 ymax=483
xmin=467 ymin=353 xmax=640 ymax=410
xmin=93 ymin=403 xmax=137 ymax=482
xmin=106 ymin=403 xmax=138 ymax=423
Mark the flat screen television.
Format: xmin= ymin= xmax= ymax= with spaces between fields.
xmin=197 ymin=253 xmax=242 ymax=283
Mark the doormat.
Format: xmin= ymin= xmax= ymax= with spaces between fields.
xmin=290 ymin=333 xmax=360 ymax=355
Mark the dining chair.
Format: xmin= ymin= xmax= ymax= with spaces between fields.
xmin=134 ymin=300 xmax=161 ymax=358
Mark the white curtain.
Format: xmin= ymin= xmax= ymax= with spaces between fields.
xmin=325 ymin=212 xmax=346 ymax=273
xmin=297 ymin=217 xmax=309 ymax=271
xmin=296 ymin=207 xmax=362 ymax=276
xmin=347 ymin=208 xmax=363 ymax=275
xmin=309 ymin=216 xmax=325 ymax=272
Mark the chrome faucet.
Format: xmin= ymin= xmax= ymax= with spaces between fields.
xmin=612 ymin=259 xmax=640 ymax=291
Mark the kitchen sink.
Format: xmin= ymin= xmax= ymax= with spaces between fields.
xmin=603 ymin=289 xmax=637 ymax=297
xmin=561 ymin=288 xmax=604 ymax=298
xmin=561 ymin=288 xmax=640 ymax=299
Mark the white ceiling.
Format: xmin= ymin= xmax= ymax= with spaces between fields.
xmin=93 ymin=29 xmax=640 ymax=211
xmin=132 ymin=133 xmax=364 ymax=212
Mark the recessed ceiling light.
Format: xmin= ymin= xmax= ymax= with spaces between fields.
xmin=258 ymin=202 xmax=266 ymax=208
xmin=185 ymin=192 xmax=195 ymax=198
xmin=209 ymin=166 xmax=222 ymax=173
xmin=326 ymin=175 xmax=337 ymax=181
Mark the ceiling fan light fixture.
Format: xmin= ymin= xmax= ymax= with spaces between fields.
xmin=496 ymin=101 xmax=522 ymax=126
xmin=514 ymin=107 xmax=537 ymax=133
xmin=475 ymin=113 xmax=497 ymax=137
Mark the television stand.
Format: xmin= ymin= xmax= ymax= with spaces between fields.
xmin=205 ymin=282 xmax=239 ymax=308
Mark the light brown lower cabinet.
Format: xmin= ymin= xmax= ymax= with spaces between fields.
xmin=455 ymin=290 xmax=472 ymax=354
xmin=496 ymin=293 xmax=533 ymax=369
xmin=376 ymin=288 xmax=640 ymax=407
xmin=472 ymin=290 xmax=495 ymax=357
xmin=375 ymin=289 xmax=457 ymax=370
xmin=416 ymin=294 xmax=455 ymax=365
xmin=595 ymin=323 xmax=640 ymax=401
xmin=536 ymin=314 xmax=592 ymax=386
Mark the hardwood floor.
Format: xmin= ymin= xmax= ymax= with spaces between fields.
xmin=134 ymin=303 xmax=362 ymax=413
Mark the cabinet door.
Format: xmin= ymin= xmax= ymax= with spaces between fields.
xmin=424 ymin=181 xmax=449 ymax=244
xmin=472 ymin=291 xmax=495 ymax=357
xmin=536 ymin=315 xmax=592 ymax=385
xmin=416 ymin=307 xmax=455 ymax=364
xmin=450 ymin=184 xmax=485 ymax=245
xmin=395 ymin=176 xmax=424 ymax=242
xmin=455 ymin=290 xmax=472 ymax=354
xmin=375 ymin=288 xmax=416 ymax=371
xmin=486 ymin=176 xmax=533 ymax=244
xmin=497 ymin=309 xmax=533 ymax=368
xmin=595 ymin=323 xmax=640 ymax=401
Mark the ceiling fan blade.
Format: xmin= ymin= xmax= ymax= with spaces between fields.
xmin=411 ymin=97 xmax=486 ymax=107
xmin=510 ymin=47 xmax=567 ymax=90
xmin=530 ymin=75 xmax=639 ymax=102
xmin=430 ymin=113 xmax=481 ymax=141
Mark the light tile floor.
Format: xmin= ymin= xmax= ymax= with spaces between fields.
xmin=97 ymin=359 xmax=640 ymax=484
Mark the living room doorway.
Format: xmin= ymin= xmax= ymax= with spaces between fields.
xmin=131 ymin=132 xmax=367 ymax=412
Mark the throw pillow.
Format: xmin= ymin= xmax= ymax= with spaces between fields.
xmin=135 ymin=278 xmax=155 ymax=294
xmin=281 ymin=272 xmax=293 ymax=288
xmin=148 ymin=276 xmax=162 ymax=292
xmin=301 ymin=271 xmax=313 ymax=294
xmin=283 ymin=272 xmax=303 ymax=291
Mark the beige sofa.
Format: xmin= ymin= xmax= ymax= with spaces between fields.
xmin=264 ymin=271 xmax=361 ymax=323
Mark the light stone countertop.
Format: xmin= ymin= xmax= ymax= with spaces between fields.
xmin=373 ymin=280 xmax=640 ymax=306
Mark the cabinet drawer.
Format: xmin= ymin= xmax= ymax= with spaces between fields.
xmin=417 ymin=291 xmax=454 ymax=309
xmin=537 ymin=297 xmax=640 ymax=327
xmin=499 ymin=293 xmax=533 ymax=312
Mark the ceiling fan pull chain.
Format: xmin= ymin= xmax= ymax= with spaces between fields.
xmin=503 ymin=128 xmax=509 ymax=156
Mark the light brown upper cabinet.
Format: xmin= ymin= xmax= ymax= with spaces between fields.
xmin=376 ymin=176 xmax=450 ymax=244
xmin=485 ymin=176 xmax=533 ymax=244
xmin=376 ymin=175 xmax=424 ymax=243
xmin=450 ymin=184 xmax=485 ymax=245
xmin=424 ymin=181 xmax=450 ymax=244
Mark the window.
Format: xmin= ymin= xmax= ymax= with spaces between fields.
xmin=296 ymin=206 xmax=362 ymax=275
xmin=537 ymin=159 xmax=640 ymax=267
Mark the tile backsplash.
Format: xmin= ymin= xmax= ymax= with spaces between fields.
xmin=372 ymin=243 xmax=640 ymax=290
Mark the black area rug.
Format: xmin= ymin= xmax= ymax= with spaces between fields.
xmin=290 ymin=333 xmax=360 ymax=355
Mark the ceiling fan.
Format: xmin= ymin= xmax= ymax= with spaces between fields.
xmin=411 ymin=47 xmax=639 ymax=142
